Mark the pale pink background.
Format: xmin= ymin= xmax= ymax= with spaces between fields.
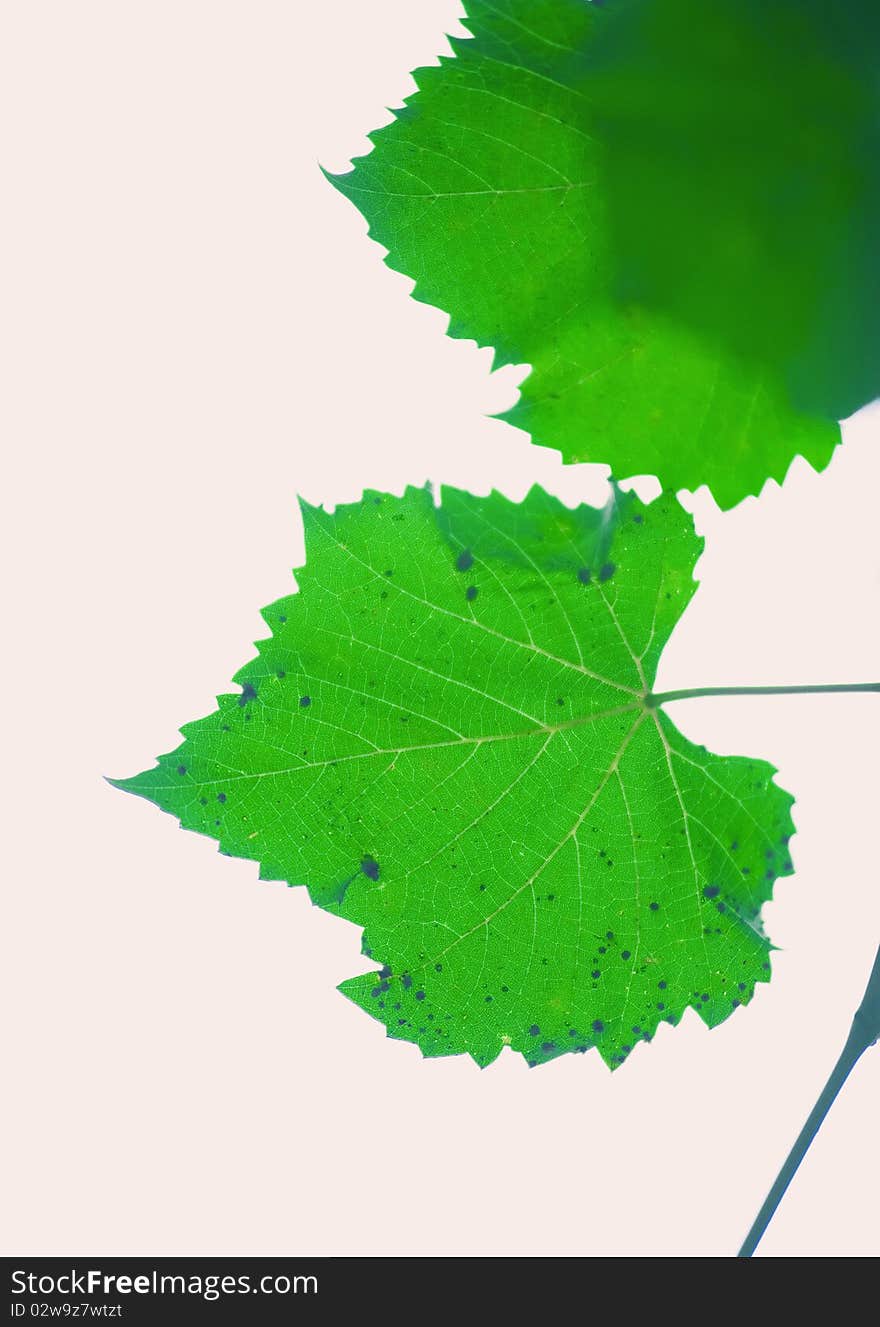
xmin=2 ymin=1 xmax=878 ymax=1257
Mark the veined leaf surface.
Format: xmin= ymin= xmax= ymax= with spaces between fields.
xmin=115 ymin=485 xmax=795 ymax=1067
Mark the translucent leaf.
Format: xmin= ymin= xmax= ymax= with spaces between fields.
xmin=328 ymin=0 xmax=842 ymax=507
xmin=115 ymin=485 xmax=795 ymax=1068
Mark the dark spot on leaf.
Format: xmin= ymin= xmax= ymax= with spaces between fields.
xmin=238 ymin=682 xmax=257 ymax=707
xmin=599 ymin=562 xmax=616 ymax=582
xmin=455 ymin=549 xmax=474 ymax=572
xmin=361 ymin=856 xmax=380 ymax=881
xmin=577 ymin=567 xmax=591 ymax=585
xmin=649 ymin=901 xmax=659 ymax=911
xmin=703 ymin=885 xmax=720 ymax=899
xmin=529 ymin=1025 xmax=540 ymax=1037
xmin=300 ymin=695 xmax=311 ymax=708
xmin=415 ymin=990 xmax=426 ymax=1001
xmin=465 ymin=585 xmax=478 ymax=602
xmin=621 ymin=950 xmax=631 ymax=960
xmin=592 ymin=1019 xmax=604 ymax=1033
xmin=402 ymin=973 xmax=412 ymax=989
xmin=217 ymin=793 xmax=227 ymax=803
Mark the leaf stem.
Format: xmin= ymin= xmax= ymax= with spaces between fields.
xmin=738 ymin=942 xmax=880 ymax=1257
xmin=647 ymin=683 xmax=880 ymax=706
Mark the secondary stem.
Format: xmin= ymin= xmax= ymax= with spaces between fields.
xmin=738 ymin=942 xmax=880 ymax=1257
xmin=648 ymin=682 xmax=880 ymax=706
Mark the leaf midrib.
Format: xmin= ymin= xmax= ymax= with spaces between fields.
xmin=147 ymin=698 xmax=644 ymax=789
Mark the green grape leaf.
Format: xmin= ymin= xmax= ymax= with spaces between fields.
xmin=114 ymin=485 xmax=795 ymax=1069
xmin=327 ymin=0 xmax=840 ymax=508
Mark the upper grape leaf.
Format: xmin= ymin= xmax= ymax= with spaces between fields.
xmin=582 ymin=0 xmax=880 ymax=427
xmin=327 ymin=0 xmax=840 ymax=508
xmin=114 ymin=484 xmax=795 ymax=1069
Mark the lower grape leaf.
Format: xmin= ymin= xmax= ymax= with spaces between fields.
xmin=113 ymin=485 xmax=795 ymax=1068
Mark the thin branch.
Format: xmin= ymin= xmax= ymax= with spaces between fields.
xmin=738 ymin=942 xmax=880 ymax=1257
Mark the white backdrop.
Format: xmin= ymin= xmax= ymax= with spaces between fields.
xmin=3 ymin=1 xmax=878 ymax=1257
